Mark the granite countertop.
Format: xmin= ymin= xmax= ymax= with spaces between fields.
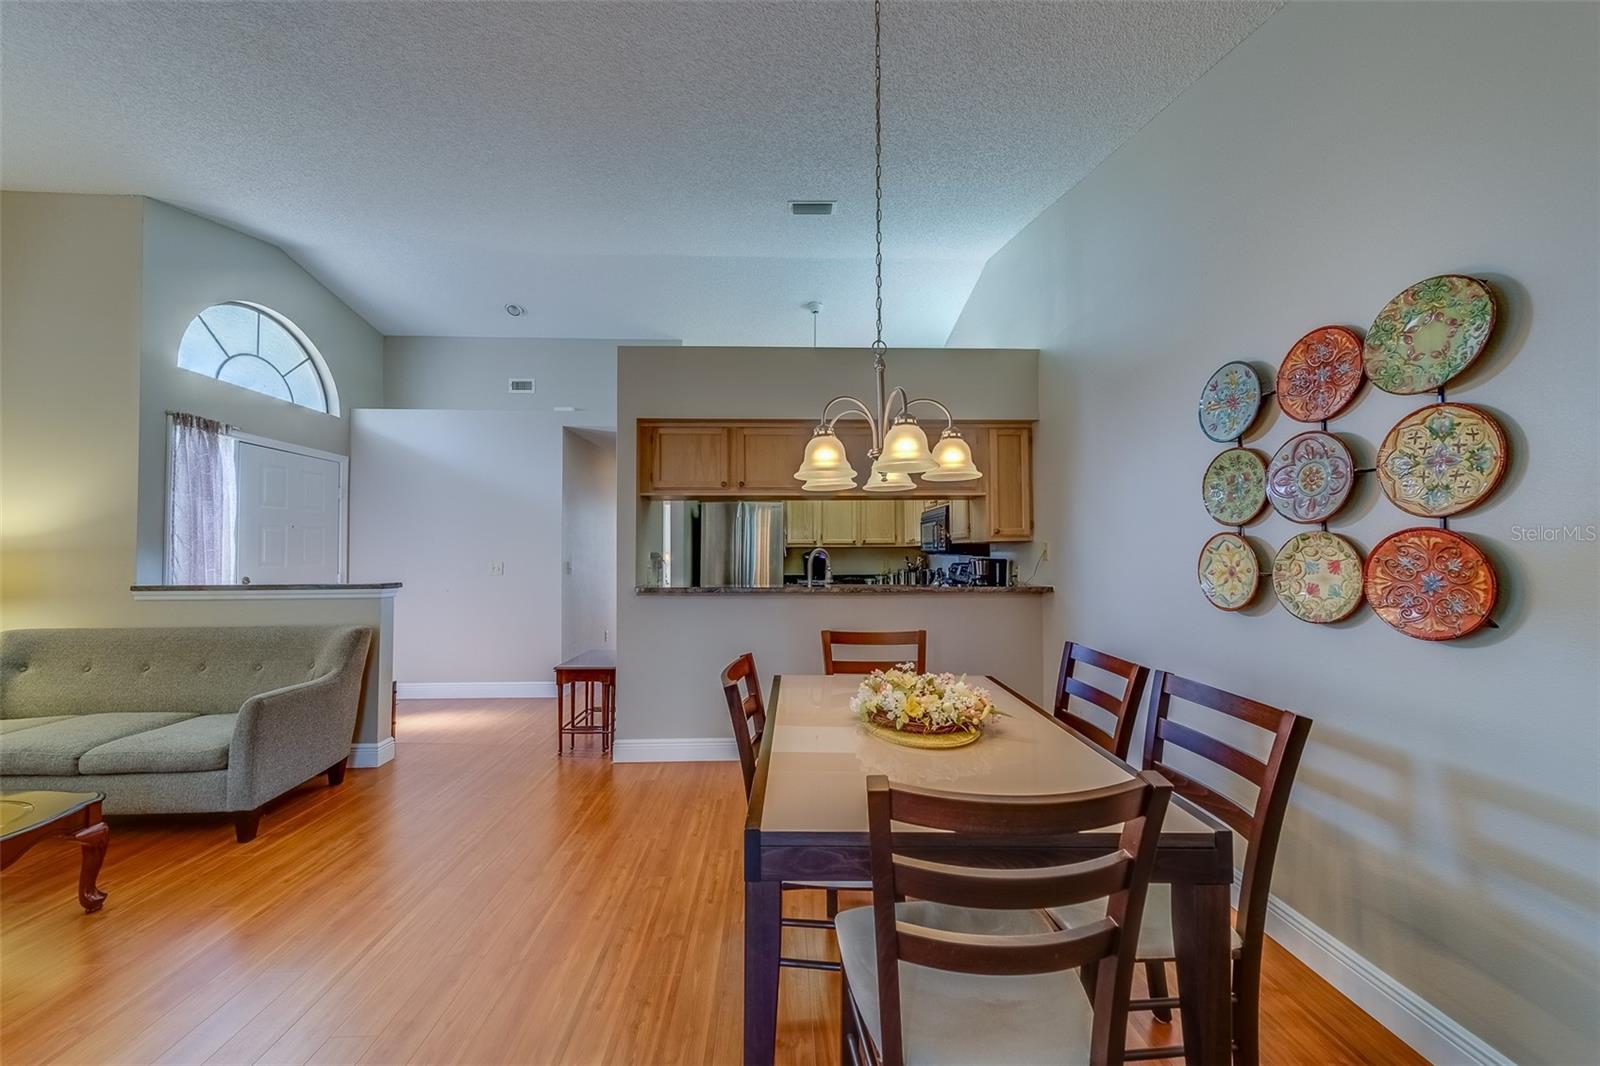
xmin=131 ymin=582 xmax=403 ymax=591
xmin=634 ymin=584 xmax=1051 ymax=595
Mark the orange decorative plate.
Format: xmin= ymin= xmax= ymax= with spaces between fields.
xmin=1271 ymin=531 xmax=1364 ymax=624
xmin=1365 ymin=528 xmax=1497 ymax=640
xmin=1375 ymin=403 xmax=1508 ymax=518
xmin=1277 ymin=326 xmax=1364 ymax=422
xmin=1197 ymin=532 xmax=1259 ymax=611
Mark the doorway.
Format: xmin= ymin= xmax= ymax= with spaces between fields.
xmin=560 ymin=428 xmax=617 ymax=659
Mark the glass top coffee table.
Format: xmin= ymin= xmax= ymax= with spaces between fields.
xmin=0 ymin=790 xmax=109 ymax=913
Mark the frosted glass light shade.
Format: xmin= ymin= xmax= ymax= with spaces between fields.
xmin=801 ymin=473 xmax=859 ymax=492
xmin=921 ymin=430 xmax=983 ymax=482
xmin=794 ymin=430 xmax=856 ymax=482
xmin=862 ymin=461 xmax=915 ymax=492
xmin=875 ymin=419 xmax=937 ymax=474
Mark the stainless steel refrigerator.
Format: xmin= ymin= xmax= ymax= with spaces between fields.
xmin=698 ymin=501 xmax=785 ymax=588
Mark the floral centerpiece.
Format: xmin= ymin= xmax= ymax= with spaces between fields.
xmin=851 ymin=664 xmax=998 ymax=748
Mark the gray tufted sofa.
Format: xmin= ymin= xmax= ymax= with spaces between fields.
xmin=0 ymin=625 xmax=372 ymax=842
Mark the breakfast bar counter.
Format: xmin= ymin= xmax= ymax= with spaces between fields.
xmin=634 ymin=584 xmax=1051 ymax=595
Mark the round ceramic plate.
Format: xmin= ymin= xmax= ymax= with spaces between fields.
xmin=1376 ymin=403 xmax=1508 ymax=518
xmin=1365 ymin=528 xmax=1497 ymax=640
xmin=1267 ymin=431 xmax=1355 ymax=523
xmin=1277 ymin=326 xmax=1364 ymax=422
xmin=1202 ymin=448 xmax=1268 ymax=525
xmin=864 ymin=721 xmax=981 ymax=749
xmin=1197 ymin=532 xmax=1259 ymax=611
xmin=1364 ymin=275 xmax=1496 ymax=394
xmin=1272 ymin=531 xmax=1364 ymax=623
xmin=1198 ymin=361 xmax=1263 ymax=442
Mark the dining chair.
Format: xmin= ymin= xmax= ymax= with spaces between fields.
xmin=721 ymin=653 xmax=861 ymax=973
xmin=1046 ymin=670 xmax=1311 ymax=1066
xmin=1053 ymin=641 xmax=1151 ymax=760
xmin=821 ymin=630 xmax=927 ymax=675
xmin=836 ymin=771 xmax=1173 ymax=1066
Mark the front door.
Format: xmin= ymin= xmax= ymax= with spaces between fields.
xmin=235 ymin=441 xmax=344 ymax=584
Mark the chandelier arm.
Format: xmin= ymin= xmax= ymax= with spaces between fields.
xmin=901 ymin=397 xmax=957 ymax=431
xmin=882 ymin=385 xmax=912 ymax=428
xmin=819 ymin=396 xmax=879 ymax=440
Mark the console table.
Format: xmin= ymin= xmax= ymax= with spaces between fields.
xmin=554 ymin=650 xmax=616 ymax=756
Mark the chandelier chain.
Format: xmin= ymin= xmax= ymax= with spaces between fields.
xmin=872 ymin=0 xmax=885 ymax=356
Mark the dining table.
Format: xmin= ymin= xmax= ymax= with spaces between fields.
xmin=742 ymin=673 xmax=1237 ymax=1065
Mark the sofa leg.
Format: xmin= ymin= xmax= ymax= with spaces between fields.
xmin=234 ymin=809 xmax=262 ymax=843
xmin=327 ymin=757 xmax=348 ymax=786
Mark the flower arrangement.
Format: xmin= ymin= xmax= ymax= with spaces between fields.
xmin=851 ymin=664 xmax=998 ymax=736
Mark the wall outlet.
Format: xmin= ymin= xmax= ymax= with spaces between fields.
xmin=489 ymin=561 xmax=505 ymax=576
xmin=1040 ymin=541 xmax=1050 ymax=563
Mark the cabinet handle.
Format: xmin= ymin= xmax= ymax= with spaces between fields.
xmin=721 ymin=480 xmax=728 ymax=487
xmin=738 ymin=480 xmax=745 ymax=487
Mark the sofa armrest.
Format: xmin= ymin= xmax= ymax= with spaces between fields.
xmin=226 ymin=670 xmax=363 ymax=810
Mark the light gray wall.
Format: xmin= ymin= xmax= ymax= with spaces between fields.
xmin=135 ymin=198 xmax=385 ymax=582
xmin=562 ymin=430 xmax=617 ymax=659
xmin=615 ymin=345 xmax=1044 ymax=742
xmin=948 ymin=4 xmax=1599 ymax=1062
xmin=383 ymin=335 xmax=645 ymax=412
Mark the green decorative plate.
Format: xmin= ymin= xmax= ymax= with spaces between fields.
xmin=1364 ymin=275 xmax=1495 ymax=394
xmin=1202 ymin=448 xmax=1267 ymax=526
xmin=1272 ymin=531 xmax=1364 ymax=624
xmin=1376 ymin=403 xmax=1509 ymax=517
xmin=1198 ymin=532 xmax=1259 ymax=611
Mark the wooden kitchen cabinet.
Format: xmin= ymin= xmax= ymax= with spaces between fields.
xmin=899 ymin=501 xmax=923 ymax=546
xmin=644 ymin=424 xmax=731 ymax=492
xmin=858 ymin=501 xmax=901 ymax=546
xmin=983 ymin=426 xmax=1033 ymax=540
xmin=819 ymin=500 xmax=859 ymax=545
xmin=734 ymin=425 xmax=813 ymax=492
xmin=785 ymin=500 xmax=820 ymax=546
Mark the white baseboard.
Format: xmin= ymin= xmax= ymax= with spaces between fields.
xmin=349 ymin=737 xmax=396 ymax=768
xmin=611 ymin=737 xmax=738 ymax=763
xmin=1236 ymin=877 xmax=1509 ymax=1066
xmin=395 ymin=681 xmax=557 ymax=700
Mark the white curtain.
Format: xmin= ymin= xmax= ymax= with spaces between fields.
xmin=167 ymin=413 xmax=237 ymax=584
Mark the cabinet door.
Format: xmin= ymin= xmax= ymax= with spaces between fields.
xmin=649 ymin=425 xmax=732 ymax=492
xmin=735 ymin=425 xmax=812 ymax=492
xmin=899 ymin=501 xmax=923 ymax=546
xmin=947 ymin=499 xmax=973 ymax=542
xmin=986 ymin=426 xmax=1034 ymax=540
xmin=859 ymin=501 xmax=900 ymax=545
xmin=819 ymin=500 xmax=859 ymax=545
xmin=785 ymin=500 xmax=820 ymax=546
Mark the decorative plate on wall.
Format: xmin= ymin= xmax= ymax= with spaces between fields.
xmin=1365 ymin=527 xmax=1497 ymax=640
xmin=1202 ymin=448 xmax=1268 ymax=525
xmin=1272 ymin=531 xmax=1364 ymax=623
xmin=1199 ymin=361 xmax=1263 ymax=442
xmin=1364 ymin=275 xmax=1496 ymax=394
xmin=1375 ymin=403 xmax=1509 ymax=518
xmin=1197 ymin=532 xmax=1259 ymax=611
xmin=1277 ymin=326 xmax=1364 ymax=422
xmin=1266 ymin=431 xmax=1355 ymax=523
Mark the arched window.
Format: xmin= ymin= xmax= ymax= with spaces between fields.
xmin=177 ymin=302 xmax=337 ymax=415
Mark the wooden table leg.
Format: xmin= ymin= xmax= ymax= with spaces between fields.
xmin=1172 ymin=880 xmax=1232 ymax=1065
xmin=744 ymin=877 xmax=782 ymax=1066
xmin=72 ymin=817 xmax=108 ymax=913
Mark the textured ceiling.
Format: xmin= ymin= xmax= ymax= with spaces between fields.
xmin=1 ymin=1 xmax=1277 ymax=345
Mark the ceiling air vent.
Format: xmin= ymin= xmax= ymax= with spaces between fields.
xmin=508 ymin=378 xmax=535 ymax=394
xmin=789 ymin=201 xmax=835 ymax=216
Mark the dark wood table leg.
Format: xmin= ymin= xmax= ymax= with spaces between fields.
xmin=72 ymin=818 xmax=109 ymax=913
xmin=555 ymin=676 xmax=565 ymax=756
xmin=744 ymin=877 xmax=782 ymax=1066
xmin=1172 ymin=880 xmax=1232 ymax=1065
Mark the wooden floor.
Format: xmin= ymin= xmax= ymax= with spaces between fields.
xmin=1 ymin=699 xmax=1424 ymax=1065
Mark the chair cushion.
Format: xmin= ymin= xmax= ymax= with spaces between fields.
xmin=836 ymin=902 xmax=1095 ymax=1065
xmin=0 ymin=713 xmax=194 ymax=775
xmin=78 ymin=714 xmax=238 ymax=775
xmin=1047 ymin=883 xmax=1244 ymax=961
xmin=0 ymin=716 xmax=68 ymax=735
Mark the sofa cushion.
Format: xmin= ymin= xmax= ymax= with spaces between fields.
xmin=0 ymin=713 xmax=194 ymax=776
xmin=78 ymin=714 xmax=238 ymax=775
xmin=0 ymin=716 xmax=68 ymax=735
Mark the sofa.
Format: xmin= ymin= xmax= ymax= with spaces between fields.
xmin=0 ymin=625 xmax=373 ymax=842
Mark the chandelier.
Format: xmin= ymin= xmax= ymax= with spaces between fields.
xmin=792 ymin=0 xmax=982 ymax=494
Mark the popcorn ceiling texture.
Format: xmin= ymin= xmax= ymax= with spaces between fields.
xmin=0 ymin=1 xmax=1276 ymax=345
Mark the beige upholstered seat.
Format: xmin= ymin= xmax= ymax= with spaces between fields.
xmin=835 ymin=901 xmax=1096 ymax=1066
xmin=1049 ymin=883 xmax=1243 ymax=960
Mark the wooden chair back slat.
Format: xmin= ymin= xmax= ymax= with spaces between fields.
xmin=821 ymin=629 xmax=927 ymax=675
xmin=862 ymin=772 xmax=1172 ymax=1066
xmin=1156 ymin=717 xmax=1268 ymax=786
xmin=1148 ymin=761 xmax=1255 ymax=839
xmin=1163 ymin=672 xmax=1284 ymax=731
xmin=720 ymin=653 xmax=765 ymax=798
xmin=1053 ymin=641 xmax=1151 ymax=760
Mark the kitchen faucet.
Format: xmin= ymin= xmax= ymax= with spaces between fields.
xmin=802 ymin=547 xmax=831 ymax=588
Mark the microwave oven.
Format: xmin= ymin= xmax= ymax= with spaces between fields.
xmin=919 ymin=505 xmax=951 ymax=553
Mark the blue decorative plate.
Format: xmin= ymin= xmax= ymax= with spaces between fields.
xmin=1199 ymin=361 xmax=1262 ymax=442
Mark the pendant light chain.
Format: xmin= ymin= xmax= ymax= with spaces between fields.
xmin=872 ymin=0 xmax=886 ymax=357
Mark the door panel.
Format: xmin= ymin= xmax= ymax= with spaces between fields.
xmin=736 ymin=426 xmax=813 ymax=492
xmin=236 ymin=442 xmax=343 ymax=584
